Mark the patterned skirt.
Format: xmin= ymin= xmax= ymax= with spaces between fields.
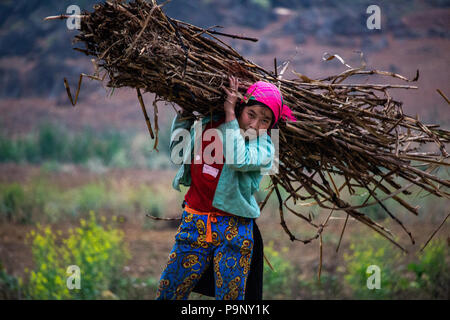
xmin=156 ymin=208 xmax=254 ymax=300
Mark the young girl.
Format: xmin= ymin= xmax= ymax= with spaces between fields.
xmin=156 ymin=76 xmax=296 ymax=300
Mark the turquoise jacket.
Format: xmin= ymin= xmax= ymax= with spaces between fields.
xmin=169 ymin=112 xmax=275 ymax=219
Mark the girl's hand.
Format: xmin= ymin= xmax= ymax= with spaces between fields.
xmin=222 ymin=75 xmax=240 ymax=114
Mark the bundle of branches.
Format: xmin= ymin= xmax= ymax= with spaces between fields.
xmin=47 ymin=0 xmax=450 ymax=254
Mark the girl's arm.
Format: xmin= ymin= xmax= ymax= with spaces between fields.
xmin=220 ymin=76 xmax=274 ymax=172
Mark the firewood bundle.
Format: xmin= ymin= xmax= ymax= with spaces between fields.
xmin=47 ymin=0 xmax=449 ymax=253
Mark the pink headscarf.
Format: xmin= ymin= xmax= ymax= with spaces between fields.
xmin=240 ymin=81 xmax=297 ymax=128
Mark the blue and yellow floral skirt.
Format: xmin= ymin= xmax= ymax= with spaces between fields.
xmin=156 ymin=208 xmax=254 ymax=300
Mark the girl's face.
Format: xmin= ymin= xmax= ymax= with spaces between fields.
xmin=237 ymin=104 xmax=273 ymax=138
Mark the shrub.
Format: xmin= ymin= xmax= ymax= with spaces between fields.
xmin=0 ymin=261 xmax=23 ymax=299
xmin=73 ymin=182 xmax=108 ymax=213
xmin=298 ymin=272 xmax=342 ymax=299
xmin=0 ymin=135 xmax=19 ymax=162
xmin=263 ymin=242 xmax=295 ymax=299
xmin=24 ymin=211 xmax=130 ymax=299
xmin=343 ymin=233 xmax=409 ymax=299
xmin=0 ymin=183 xmax=26 ymax=222
xmin=110 ymin=275 xmax=160 ymax=300
xmin=0 ymin=182 xmax=36 ymax=224
xmin=37 ymin=122 xmax=67 ymax=162
xmin=408 ymin=239 xmax=449 ymax=299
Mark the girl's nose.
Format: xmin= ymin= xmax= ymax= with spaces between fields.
xmin=248 ymin=121 xmax=257 ymax=131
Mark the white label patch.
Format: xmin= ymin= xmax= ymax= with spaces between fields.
xmin=202 ymin=164 xmax=219 ymax=178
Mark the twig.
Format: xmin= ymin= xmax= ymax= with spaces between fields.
xmin=137 ymin=88 xmax=155 ymax=140
xmin=436 ymin=89 xmax=450 ymax=104
xmin=146 ymin=213 xmax=180 ymax=221
xmin=420 ymin=212 xmax=450 ymax=252
xmin=44 ymin=14 xmax=87 ymax=21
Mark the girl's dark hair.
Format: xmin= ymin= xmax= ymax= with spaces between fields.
xmin=235 ymin=100 xmax=278 ymax=129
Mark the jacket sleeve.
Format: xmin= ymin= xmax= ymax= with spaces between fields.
xmin=218 ymin=118 xmax=274 ymax=172
xmin=169 ymin=113 xmax=195 ymax=156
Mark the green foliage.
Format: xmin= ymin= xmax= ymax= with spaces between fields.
xmin=263 ymin=242 xmax=294 ymax=299
xmin=0 ymin=123 xmax=131 ymax=166
xmin=37 ymin=122 xmax=67 ymax=161
xmin=0 ymin=135 xmax=20 ymax=162
xmin=0 ymin=261 xmax=22 ymax=299
xmin=0 ymin=122 xmax=175 ymax=170
xmin=0 ymin=183 xmax=27 ymax=223
xmin=110 ymin=275 xmax=160 ymax=300
xmin=298 ymin=272 xmax=342 ymax=299
xmin=72 ymin=182 xmax=108 ymax=213
xmin=343 ymin=236 xmax=448 ymax=299
xmin=24 ymin=211 xmax=130 ymax=299
xmin=0 ymin=176 xmax=58 ymax=224
xmin=408 ymin=240 xmax=449 ymax=299
xmin=343 ymin=233 xmax=409 ymax=299
xmin=0 ymin=175 xmax=175 ymax=225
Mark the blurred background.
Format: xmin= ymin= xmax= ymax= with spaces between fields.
xmin=0 ymin=0 xmax=448 ymax=300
